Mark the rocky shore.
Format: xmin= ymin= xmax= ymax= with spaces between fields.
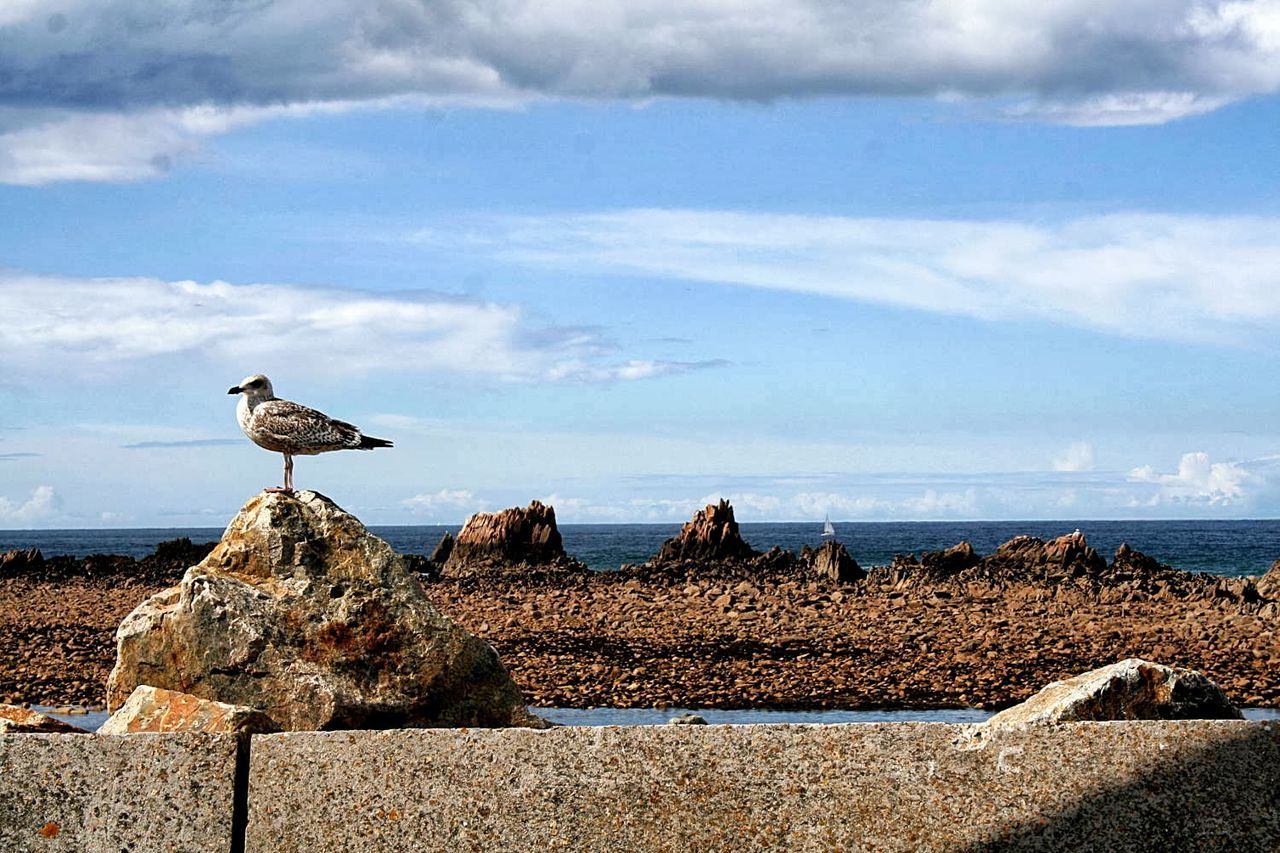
xmin=2 ymin=502 xmax=1278 ymax=711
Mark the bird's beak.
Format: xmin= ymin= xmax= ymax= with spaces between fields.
xmin=227 ymin=386 xmax=241 ymax=395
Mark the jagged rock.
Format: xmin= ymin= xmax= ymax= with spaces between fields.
xmin=985 ymin=658 xmax=1242 ymax=726
xmin=0 ymin=704 xmax=84 ymax=733
xmin=442 ymin=501 xmax=585 ymax=576
xmin=808 ymin=540 xmax=866 ymax=583
xmin=108 ymin=490 xmax=539 ymax=731
xmin=655 ymin=500 xmax=758 ymax=564
xmin=991 ymin=531 xmax=1106 ymax=579
xmin=0 ymin=548 xmax=42 ymax=575
xmin=100 ymin=686 xmax=279 ymax=735
xmin=429 ymin=532 xmax=455 ymax=564
xmin=1258 ymin=558 xmax=1280 ymax=600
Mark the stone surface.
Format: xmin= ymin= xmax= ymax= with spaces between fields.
xmin=108 ymin=490 xmax=537 ymax=730
xmin=655 ymin=499 xmax=758 ymax=564
xmin=0 ymin=705 xmax=83 ymax=734
xmin=442 ymin=501 xmax=585 ymax=576
xmin=248 ymin=721 xmax=1280 ymax=852
xmin=1258 ymin=558 xmax=1280 ymax=599
xmin=986 ymin=658 xmax=1242 ymax=726
xmin=808 ymin=540 xmax=865 ymax=583
xmin=99 ymin=685 xmax=279 ymax=734
xmin=0 ymin=732 xmax=238 ymax=852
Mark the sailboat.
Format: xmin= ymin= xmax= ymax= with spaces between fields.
xmin=821 ymin=514 xmax=836 ymax=540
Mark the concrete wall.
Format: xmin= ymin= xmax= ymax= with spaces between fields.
xmin=0 ymin=733 xmax=240 ymax=853
xmin=3 ymin=721 xmax=1279 ymax=852
xmin=248 ymin=721 xmax=1280 ymax=852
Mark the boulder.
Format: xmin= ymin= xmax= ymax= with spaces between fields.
xmin=99 ymin=686 xmax=279 ymax=735
xmin=985 ymin=658 xmax=1242 ymax=726
xmin=442 ymin=501 xmax=585 ymax=576
xmin=1258 ymin=558 xmax=1280 ymax=600
xmin=655 ymin=500 xmax=758 ymax=564
xmin=991 ymin=531 xmax=1107 ymax=579
xmin=808 ymin=540 xmax=866 ymax=583
xmin=107 ymin=490 xmax=539 ymax=731
xmin=0 ymin=704 xmax=84 ymax=733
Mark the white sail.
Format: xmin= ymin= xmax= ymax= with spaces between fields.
xmin=822 ymin=514 xmax=836 ymax=538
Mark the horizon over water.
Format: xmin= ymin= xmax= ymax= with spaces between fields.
xmin=3 ymin=518 xmax=1279 ymax=577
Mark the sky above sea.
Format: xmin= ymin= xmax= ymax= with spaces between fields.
xmin=5 ymin=2 xmax=1280 ymax=527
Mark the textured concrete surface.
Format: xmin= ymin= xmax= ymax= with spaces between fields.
xmin=248 ymin=720 xmax=1280 ymax=852
xmin=0 ymin=733 xmax=238 ymax=852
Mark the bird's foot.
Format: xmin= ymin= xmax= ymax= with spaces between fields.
xmin=264 ymin=486 xmax=295 ymax=494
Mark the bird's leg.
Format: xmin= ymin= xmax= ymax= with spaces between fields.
xmin=266 ymin=453 xmax=295 ymax=494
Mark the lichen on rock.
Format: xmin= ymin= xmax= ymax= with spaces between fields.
xmin=107 ymin=490 xmax=539 ymax=731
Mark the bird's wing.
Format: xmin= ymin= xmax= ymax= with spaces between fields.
xmin=251 ymin=399 xmax=361 ymax=449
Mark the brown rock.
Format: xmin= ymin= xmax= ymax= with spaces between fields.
xmin=655 ymin=500 xmax=758 ymax=564
xmin=107 ymin=490 xmax=538 ymax=731
xmin=1258 ymin=558 xmax=1280 ymax=600
xmin=443 ymin=501 xmax=585 ymax=576
xmin=99 ymin=685 xmax=279 ymax=734
xmin=429 ymin=532 xmax=455 ymax=564
xmin=985 ymin=658 xmax=1242 ymax=725
xmin=808 ymin=541 xmax=865 ymax=583
xmin=0 ymin=704 xmax=84 ymax=733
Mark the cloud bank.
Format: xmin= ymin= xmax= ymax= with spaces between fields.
xmin=0 ymin=271 xmax=721 ymax=384
xmin=443 ymin=208 xmax=1280 ymax=344
xmin=5 ymin=0 xmax=1280 ymax=181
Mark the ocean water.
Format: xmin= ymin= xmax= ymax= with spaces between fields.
xmin=4 ymin=519 xmax=1279 ymax=577
xmin=40 ymin=705 xmax=1280 ymax=733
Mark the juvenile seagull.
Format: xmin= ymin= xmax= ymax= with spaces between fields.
xmin=227 ymin=374 xmax=392 ymax=493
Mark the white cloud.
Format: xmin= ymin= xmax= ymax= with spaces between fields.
xmin=0 ymin=271 xmax=722 ymax=384
xmin=5 ymin=0 xmax=1280 ymax=182
xmin=401 ymin=488 xmax=486 ymax=517
xmin=1053 ymin=442 xmax=1096 ymax=472
xmin=0 ymin=485 xmax=60 ymax=524
xmin=440 ymin=209 xmax=1280 ymax=344
xmin=1129 ymin=451 xmax=1251 ymax=504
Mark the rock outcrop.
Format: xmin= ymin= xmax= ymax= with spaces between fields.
xmin=0 ymin=548 xmax=43 ymax=575
xmin=0 ymin=704 xmax=83 ymax=733
xmin=1258 ymin=558 xmax=1280 ymax=599
xmin=806 ymin=540 xmax=866 ymax=583
xmin=108 ymin=490 xmax=538 ymax=731
xmin=656 ymin=500 xmax=758 ymax=564
xmin=100 ymin=686 xmax=279 ymax=735
xmin=442 ymin=501 xmax=586 ymax=577
xmin=984 ymin=658 xmax=1242 ymax=725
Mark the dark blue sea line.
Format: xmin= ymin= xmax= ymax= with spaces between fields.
xmin=4 ymin=519 xmax=1279 ymax=578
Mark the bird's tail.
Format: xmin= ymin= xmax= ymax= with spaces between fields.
xmin=358 ymin=435 xmax=393 ymax=450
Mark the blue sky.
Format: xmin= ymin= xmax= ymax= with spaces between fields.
xmin=5 ymin=1 xmax=1280 ymax=526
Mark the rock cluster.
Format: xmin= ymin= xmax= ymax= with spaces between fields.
xmin=1 ymin=539 xmax=214 ymax=585
xmin=441 ymin=501 xmax=586 ymax=577
xmin=108 ymin=490 xmax=538 ymax=731
xmin=888 ymin=532 xmax=1259 ymax=604
xmin=984 ymin=658 xmax=1242 ymax=725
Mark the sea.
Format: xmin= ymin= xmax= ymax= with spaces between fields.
xmin=5 ymin=519 xmax=1279 ymax=577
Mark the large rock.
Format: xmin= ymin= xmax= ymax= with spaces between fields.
xmin=0 ymin=704 xmax=83 ymax=733
xmin=1258 ymin=558 xmax=1280 ymax=599
xmin=807 ymin=540 xmax=866 ymax=583
xmin=100 ymin=686 xmax=279 ymax=735
xmin=107 ymin=490 xmax=538 ymax=731
xmin=656 ymin=500 xmax=758 ymax=564
xmin=442 ymin=500 xmax=585 ymax=576
xmin=985 ymin=658 xmax=1242 ymax=726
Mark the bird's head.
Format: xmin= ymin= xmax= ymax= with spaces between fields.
xmin=227 ymin=374 xmax=275 ymax=400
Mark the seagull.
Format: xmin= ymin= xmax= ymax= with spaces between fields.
xmin=227 ymin=374 xmax=392 ymax=493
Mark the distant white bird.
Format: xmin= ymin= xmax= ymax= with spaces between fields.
xmin=227 ymin=374 xmax=392 ymax=492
